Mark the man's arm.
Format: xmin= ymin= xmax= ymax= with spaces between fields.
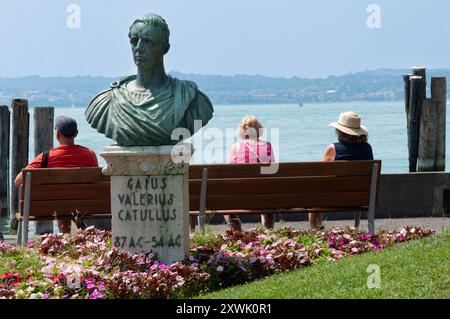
xmin=14 ymin=153 xmax=44 ymax=187
xmin=14 ymin=172 xmax=23 ymax=188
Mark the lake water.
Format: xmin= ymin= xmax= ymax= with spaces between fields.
xmin=29 ymin=101 xmax=435 ymax=172
xmin=1 ymin=101 xmax=448 ymax=232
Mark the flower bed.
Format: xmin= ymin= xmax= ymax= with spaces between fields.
xmin=0 ymin=225 xmax=434 ymax=299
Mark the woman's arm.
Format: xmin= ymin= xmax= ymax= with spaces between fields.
xmin=268 ymin=142 xmax=276 ymax=162
xmin=228 ymin=143 xmax=239 ymax=163
xmin=321 ymin=144 xmax=336 ymax=162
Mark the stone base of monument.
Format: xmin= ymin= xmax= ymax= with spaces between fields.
xmin=101 ymin=144 xmax=192 ymax=264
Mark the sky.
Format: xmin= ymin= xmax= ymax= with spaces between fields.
xmin=1 ymin=0 xmax=450 ymax=78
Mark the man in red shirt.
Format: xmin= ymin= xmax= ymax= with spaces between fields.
xmin=15 ymin=116 xmax=98 ymax=233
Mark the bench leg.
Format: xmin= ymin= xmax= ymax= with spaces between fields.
xmin=22 ymin=214 xmax=29 ymax=245
xmin=354 ymin=211 xmax=362 ymax=228
xmin=368 ymin=207 xmax=375 ymax=234
xmin=22 ymin=172 xmax=32 ymax=244
xmin=367 ymin=162 xmax=379 ymax=234
xmin=16 ymin=220 xmax=22 ymax=246
xmin=189 ymin=215 xmax=197 ymax=233
xmin=261 ymin=213 xmax=275 ymax=229
xmin=198 ymin=168 xmax=208 ymax=234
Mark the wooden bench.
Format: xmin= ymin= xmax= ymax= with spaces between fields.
xmin=16 ymin=160 xmax=381 ymax=244
xmin=189 ymin=160 xmax=381 ymax=233
xmin=17 ymin=167 xmax=111 ymax=244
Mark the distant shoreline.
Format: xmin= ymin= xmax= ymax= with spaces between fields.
xmin=18 ymin=99 xmax=406 ymax=109
xmin=1 ymin=68 xmax=449 ymax=106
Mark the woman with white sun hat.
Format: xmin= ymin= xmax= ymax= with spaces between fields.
xmin=309 ymin=111 xmax=374 ymax=229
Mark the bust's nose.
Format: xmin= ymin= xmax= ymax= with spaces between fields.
xmin=135 ymin=39 xmax=144 ymax=51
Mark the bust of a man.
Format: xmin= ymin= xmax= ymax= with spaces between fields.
xmin=85 ymin=13 xmax=214 ymax=146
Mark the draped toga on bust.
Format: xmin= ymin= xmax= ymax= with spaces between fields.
xmin=85 ymin=75 xmax=214 ymax=146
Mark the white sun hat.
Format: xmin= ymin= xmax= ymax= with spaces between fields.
xmin=329 ymin=111 xmax=368 ymax=136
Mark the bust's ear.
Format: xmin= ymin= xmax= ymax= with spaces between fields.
xmin=163 ymin=43 xmax=170 ymax=55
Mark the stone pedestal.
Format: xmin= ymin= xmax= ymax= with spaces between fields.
xmin=101 ymin=144 xmax=192 ymax=264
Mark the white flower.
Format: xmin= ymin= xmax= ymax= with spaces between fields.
xmin=29 ymin=292 xmax=44 ymax=299
xmin=216 ymin=266 xmax=224 ymax=272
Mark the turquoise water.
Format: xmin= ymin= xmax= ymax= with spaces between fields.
xmin=47 ymin=101 xmax=414 ymax=172
xmin=1 ymin=101 xmax=448 ymax=232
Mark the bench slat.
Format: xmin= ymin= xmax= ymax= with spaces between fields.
xmin=30 ymin=183 xmax=111 ymax=200
xmin=23 ymin=168 xmax=109 ymax=184
xmin=189 ymin=207 xmax=368 ymax=216
xmin=190 ymin=175 xmax=371 ymax=195
xmin=189 ymin=161 xmax=380 ymax=179
xmin=190 ymin=192 xmax=369 ymax=211
xmin=23 ymin=198 xmax=111 ymax=217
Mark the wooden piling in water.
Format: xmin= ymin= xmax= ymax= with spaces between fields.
xmin=408 ymin=76 xmax=423 ymax=172
xmin=34 ymin=107 xmax=54 ymax=234
xmin=418 ymin=99 xmax=437 ymax=171
xmin=0 ymin=106 xmax=10 ymax=218
xmin=10 ymin=99 xmax=29 ymax=230
xmin=412 ymin=66 xmax=427 ymax=99
xmin=403 ymin=74 xmax=412 ymax=115
xmin=431 ymin=77 xmax=446 ymax=171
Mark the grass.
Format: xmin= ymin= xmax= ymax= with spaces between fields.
xmin=196 ymin=231 xmax=450 ymax=299
xmin=0 ymin=249 xmax=44 ymax=279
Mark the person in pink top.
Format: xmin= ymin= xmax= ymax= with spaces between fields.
xmin=227 ymin=115 xmax=276 ymax=231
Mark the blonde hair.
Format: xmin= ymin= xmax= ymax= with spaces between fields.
xmin=237 ymin=115 xmax=263 ymax=139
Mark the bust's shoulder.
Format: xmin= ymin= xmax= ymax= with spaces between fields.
xmin=111 ymin=75 xmax=137 ymax=89
xmin=169 ymin=75 xmax=198 ymax=91
xmin=194 ymin=89 xmax=211 ymax=102
xmin=88 ymin=88 xmax=112 ymax=108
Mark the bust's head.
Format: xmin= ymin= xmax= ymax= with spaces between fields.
xmin=128 ymin=14 xmax=170 ymax=69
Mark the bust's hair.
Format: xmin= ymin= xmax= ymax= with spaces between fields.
xmin=129 ymin=13 xmax=170 ymax=50
xmin=237 ymin=115 xmax=263 ymax=139
xmin=336 ymin=129 xmax=368 ymax=144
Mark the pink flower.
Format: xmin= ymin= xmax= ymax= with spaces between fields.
xmin=89 ymin=289 xmax=104 ymax=299
xmin=85 ymin=278 xmax=96 ymax=290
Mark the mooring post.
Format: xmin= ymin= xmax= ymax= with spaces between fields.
xmin=34 ymin=107 xmax=55 ymax=234
xmin=418 ymin=99 xmax=437 ymax=171
xmin=408 ymin=76 xmax=423 ymax=172
xmin=412 ymin=66 xmax=427 ymax=99
xmin=0 ymin=106 xmax=10 ymax=219
xmin=10 ymin=99 xmax=29 ymax=233
xmin=403 ymin=74 xmax=412 ymax=115
xmin=403 ymin=74 xmax=412 ymax=167
xmin=431 ymin=77 xmax=447 ymax=171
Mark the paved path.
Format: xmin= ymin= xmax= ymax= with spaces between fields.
xmin=2 ymin=217 xmax=448 ymax=245
xmin=199 ymin=217 xmax=450 ymax=234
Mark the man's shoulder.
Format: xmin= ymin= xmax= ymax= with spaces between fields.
xmin=53 ymin=145 xmax=95 ymax=153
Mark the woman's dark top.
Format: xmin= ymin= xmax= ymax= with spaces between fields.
xmin=333 ymin=142 xmax=373 ymax=160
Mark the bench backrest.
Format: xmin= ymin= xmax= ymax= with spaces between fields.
xmin=19 ymin=160 xmax=381 ymax=218
xmin=20 ymin=167 xmax=110 ymax=218
xmin=189 ymin=160 xmax=381 ymax=211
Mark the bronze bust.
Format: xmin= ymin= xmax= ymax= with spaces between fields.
xmin=85 ymin=13 xmax=214 ymax=146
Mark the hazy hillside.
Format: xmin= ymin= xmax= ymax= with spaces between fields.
xmin=1 ymin=69 xmax=449 ymax=107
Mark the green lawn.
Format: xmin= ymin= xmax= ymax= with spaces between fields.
xmin=197 ymin=232 xmax=450 ymax=299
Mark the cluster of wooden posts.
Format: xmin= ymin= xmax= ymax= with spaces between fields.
xmin=0 ymin=99 xmax=55 ymax=234
xmin=403 ymin=67 xmax=447 ymax=172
